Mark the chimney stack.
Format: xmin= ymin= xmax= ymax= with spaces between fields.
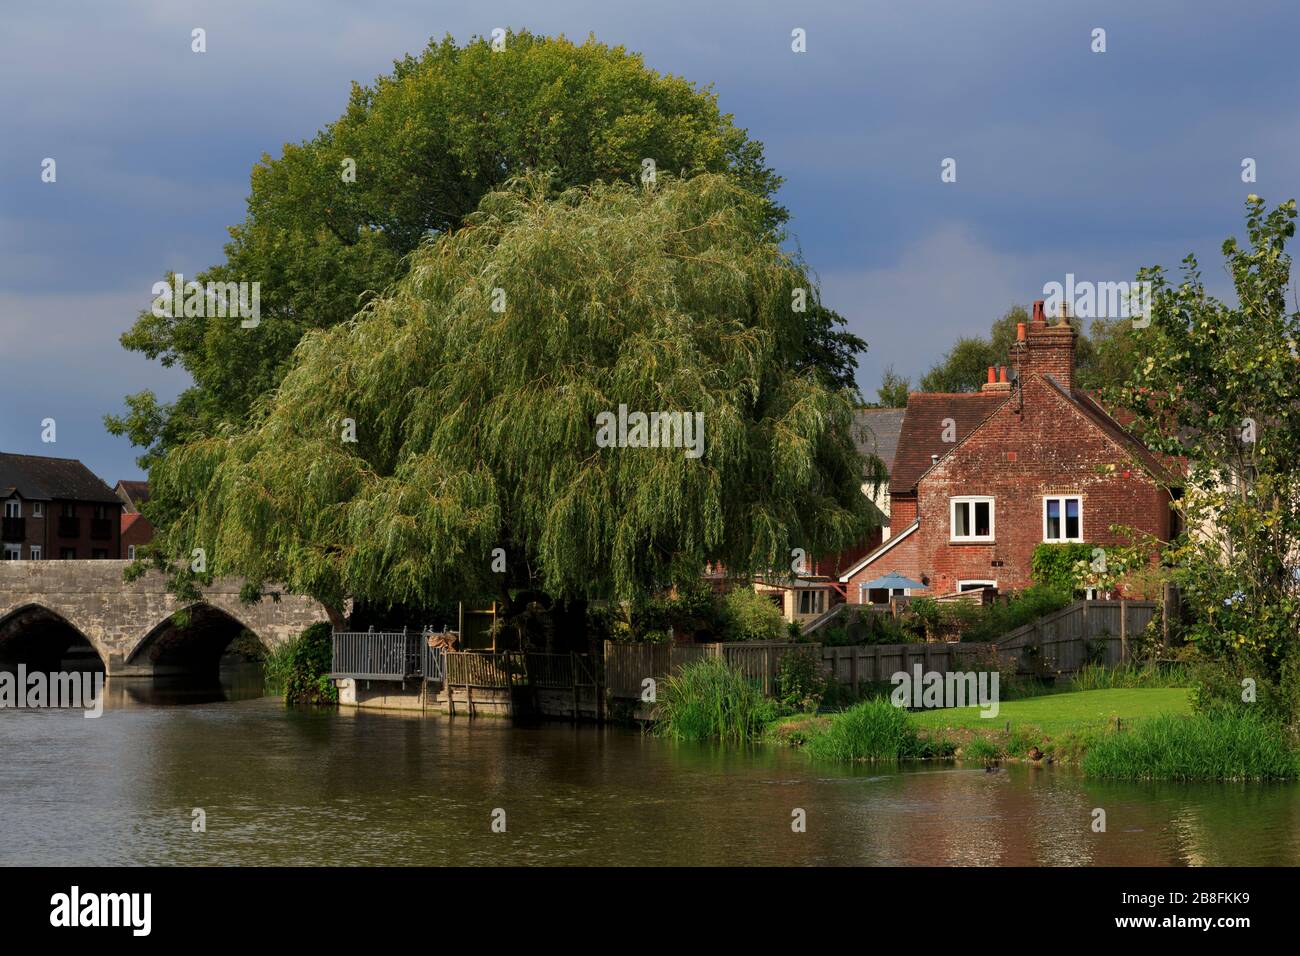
xmin=982 ymin=363 xmax=1012 ymax=393
xmin=1021 ymin=297 xmax=1077 ymax=389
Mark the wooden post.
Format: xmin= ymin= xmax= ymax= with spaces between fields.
xmin=850 ymin=648 xmax=859 ymax=697
xmin=1119 ymin=599 xmax=1128 ymax=663
xmin=571 ymin=651 xmax=579 ymax=721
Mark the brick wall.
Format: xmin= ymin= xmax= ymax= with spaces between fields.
xmin=845 ymin=375 xmax=1171 ymax=599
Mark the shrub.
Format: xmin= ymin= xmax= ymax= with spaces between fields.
xmin=653 ymin=658 xmax=777 ymax=742
xmin=1082 ymin=712 xmax=1299 ymax=781
xmin=1188 ymin=654 xmax=1300 ymax=726
xmin=1071 ymin=661 xmax=1191 ymax=691
xmin=265 ymin=622 xmax=339 ymax=705
xmin=959 ymin=585 xmax=1072 ymax=643
xmin=804 ymin=698 xmax=922 ymax=761
xmin=1031 ymin=542 xmax=1095 ymax=594
xmin=718 ymin=587 xmax=785 ymax=642
xmin=776 ymin=647 xmax=829 ymax=712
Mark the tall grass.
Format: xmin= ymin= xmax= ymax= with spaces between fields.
xmin=1082 ymin=713 xmax=1300 ymax=781
xmin=262 ymin=639 xmax=296 ymax=695
xmin=1071 ymin=662 xmax=1190 ymax=691
xmin=653 ymin=658 xmax=777 ymax=742
xmin=804 ymin=698 xmax=923 ymax=762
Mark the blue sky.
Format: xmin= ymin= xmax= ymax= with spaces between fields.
xmin=2 ymin=0 xmax=1297 ymax=483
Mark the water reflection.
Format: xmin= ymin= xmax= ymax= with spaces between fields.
xmin=1 ymin=689 xmax=1297 ymax=866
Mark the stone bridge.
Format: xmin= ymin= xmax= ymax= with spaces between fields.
xmin=0 ymin=560 xmax=330 ymax=677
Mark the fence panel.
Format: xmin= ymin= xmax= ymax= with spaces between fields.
xmin=331 ymin=631 xmax=416 ymax=680
xmin=445 ymin=650 xmax=514 ymax=688
xmin=994 ymin=600 xmax=1158 ymax=674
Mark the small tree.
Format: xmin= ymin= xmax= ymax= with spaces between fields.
xmin=1116 ymin=196 xmax=1300 ymax=704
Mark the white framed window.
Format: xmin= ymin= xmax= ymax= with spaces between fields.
xmin=3 ymin=498 xmax=20 ymax=518
xmin=127 ymin=545 xmax=136 ymax=560
xmin=958 ymin=580 xmax=997 ymax=592
xmin=950 ymin=496 xmax=994 ymax=542
xmin=862 ymin=586 xmax=909 ymax=605
xmin=798 ymin=589 xmax=826 ymax=615
xmin=32 ymin=502 xmax=43 ymax=517
xmin=2 ymin=544 xmax=20 ymax=560
xmin=1043 ymin=495 xmax=1082 ymax=542
xmin=29 ymin=545 xmax=41 ymax=560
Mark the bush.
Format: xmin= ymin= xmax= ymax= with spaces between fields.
xmin=1082 ymin=712 xmax=1299 ymax=781
xmin=718 ymin=587 xmax=785 ymax=642
xmin=1031 ymin=543 xmax=1095 ymax=594
xmin=653 ymin=657 xmax=777 ymax=742
xmin=1188 ymin=654 xmax=1300 ymax=726
xmin=776 ymin=647 xmax=829 ymax=712
xmin=804 ymin=698 xmax=922 ymax=761
xmin=1071 ymin=661 xmax=1191 ymax=691
xmin=958 ymin=585 xmax=1072 ymax=643
xmin=265 ymin=622 xmax=339 ymax=705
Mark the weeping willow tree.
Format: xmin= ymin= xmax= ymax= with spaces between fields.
xmin=141 ymin=173 xmax=877 ymax=622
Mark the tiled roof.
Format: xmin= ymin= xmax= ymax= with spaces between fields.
xmin=852 ymin=408 xmax=905 ymax=474
xmin=1046 ymin=378 xmax=1182 ymax=484
xmin=889 ymin=393 xmax=1009 ymax=494
xmin=0 ymin=453 xmax=121 ymax=504
xmin=116 ymin=479 xmax=150 ymax=507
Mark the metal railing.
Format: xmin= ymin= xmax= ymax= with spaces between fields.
xmin=331 ymin=628 xmax=421 ymax=681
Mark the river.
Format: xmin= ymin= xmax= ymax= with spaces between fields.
xmin=2 ymin=664 xmax=1298 ymax=866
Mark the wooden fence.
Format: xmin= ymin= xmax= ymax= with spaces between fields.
xmin=994 ymin=600 xmax=1157 ymax=674
xmin=821 ymin=642 xmax=998 ymax=693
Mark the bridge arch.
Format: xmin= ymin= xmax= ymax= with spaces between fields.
xmin=0 ymin=602 xmax=109 ymax=672
xmin=125 ymin=602 xmax=272 ymax=678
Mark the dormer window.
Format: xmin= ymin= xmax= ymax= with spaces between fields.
xmin=950 ymin=496 xmax=994 ymax=542
xmin=1044 ymin=495 xmax=1082 ymax=542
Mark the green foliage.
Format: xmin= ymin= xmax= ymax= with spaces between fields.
xmin=630 ymin=581 xmax=720 ymax=642
xmin=264 ymin=622 xmax=338 ymax=705
xmin=775 ymin=647 xmax=829 ymax=712
xmin=956 ymin=585 xmax=1073 ymax=643
xmin=718 ymin=587 xmax=786 ymax=642
xmin=144 ymin=173 xmax=876 ymax=612
xmin=919 ymin=304 xmax=1119 ymax=394
xmin=1030 ymin=543 xmax=1095 ymax=594
xmin=1188 ymin=654 xmax=1300 ymax=726
xmin=1081 ymin=712 xmax=1299 ymax=781
xmin=653 ymin=657 xmax=777 ymax=742
xmin=108 ymin=31 xmax=871 ymax=473
xmin=803 ymin=697 xmax=923 ymax=761
xmin=1070 ymin=662 xmax=1191 ymax=691
xmin=1115 ymin=196 xmax=1300 ymax=702
xmin=873 ymin=365 xmax=911 ymax=408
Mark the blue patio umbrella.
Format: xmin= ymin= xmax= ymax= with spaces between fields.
xmin=859 ymin=572 xmax=927 ymax=592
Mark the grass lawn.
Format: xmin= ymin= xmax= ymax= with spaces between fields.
xmin=909 ymin=687 xmax=1191 ymax=736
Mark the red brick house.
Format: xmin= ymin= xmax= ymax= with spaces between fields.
xmin=839 ymin=301 xmax=1178 ymax=602
xmin=1 ymin=453 xmax=123 ymax=560
xmin=114 ymin=479 xmax=154 ymax=559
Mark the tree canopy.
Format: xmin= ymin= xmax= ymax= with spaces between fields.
xmin=110 ymin=32 xmax=872 ymax=468
xmin=911 ymin=303 xmax=1137 ymax=394
xmin=145 ymin=174 xmax=876 ymax=616
xmin=1115 ymin=196 xmax=1300 ymax=691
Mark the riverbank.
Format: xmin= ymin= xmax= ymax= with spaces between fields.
xmin=764 ymin=688 xmax=1300 ymax=781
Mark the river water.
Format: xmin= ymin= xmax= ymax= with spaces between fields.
xmin=2 ymin=666 xmax=1298 ymax=866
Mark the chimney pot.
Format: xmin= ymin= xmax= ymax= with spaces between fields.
xmin=1017 ymin=322 xmax=1027 ymax=342
xmin=1032 ymin=300 xmax=1046 ymax=324
xmin=999 ymin=366 xmax=1009 ymax=384
xmin=987 ymin=366 xmax=996 ymax=385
